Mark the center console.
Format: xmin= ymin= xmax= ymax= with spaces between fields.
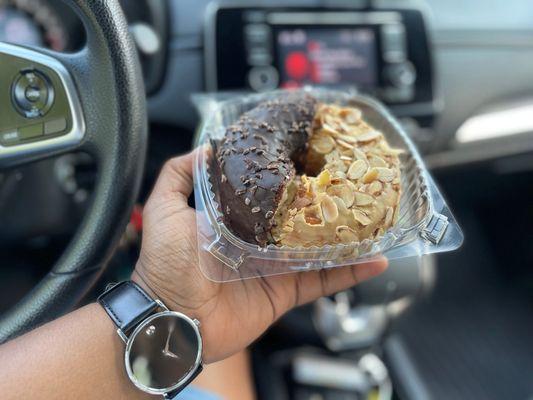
xmin=204 ymin=2 xmax=436 ymax=121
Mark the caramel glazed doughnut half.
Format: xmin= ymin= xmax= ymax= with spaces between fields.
xmin=211 ymin=94 xmax=402 ymax=248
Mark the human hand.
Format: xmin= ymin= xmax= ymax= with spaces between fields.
xmin=132 ymin=151 xmax=387 ymax=363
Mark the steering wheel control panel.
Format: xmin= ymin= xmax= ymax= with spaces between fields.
xmin=205 ymin=4 xmax=435 ymax=118
xmin=0 ymin=51 xmax=72 ymax=147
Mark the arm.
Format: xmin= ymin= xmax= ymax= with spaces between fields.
xmin=0 ymin=151 xmax=387 ymax=399
xmin=0 ymin=303 xmax=149 ymax=400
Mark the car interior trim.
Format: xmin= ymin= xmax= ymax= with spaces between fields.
xmin=0 ymin=42 xmax=85 ymax=168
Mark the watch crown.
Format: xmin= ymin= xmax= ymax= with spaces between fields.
xmin=193 ymin=319 xmax=201 ymax=327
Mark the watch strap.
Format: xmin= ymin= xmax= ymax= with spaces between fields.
xmin=165 ymin=364 xmax=204 ymax=399
xmin=97 ymin=281 xmax=158 ymax=335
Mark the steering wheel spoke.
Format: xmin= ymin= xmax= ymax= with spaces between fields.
xmin=0 ymin=42 xmax=86 ymax=169
xmin=0 ymin=0 xmax=147 ymax=343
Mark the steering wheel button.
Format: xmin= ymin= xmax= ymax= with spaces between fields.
xmin=25 ymin=85 xmax=42 ymax=102
xmin=19 ymin=123 xmax=43 ymax=140
xmin=11 ymin=69 xmax=55 ymax=118
xmin=44 ymin=118 xmax=67 ymax=135
xmin=0 ymin=130 xmax=20 ymax=146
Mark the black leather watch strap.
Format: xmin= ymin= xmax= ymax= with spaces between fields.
xmin=97 ymin=281 xmax=158 ymax=335
xmin=165 ymin=365 xmax=204 ymax=399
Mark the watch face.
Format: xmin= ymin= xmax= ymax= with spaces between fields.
xmin=125 ymin=311 xmax=202 ymax=393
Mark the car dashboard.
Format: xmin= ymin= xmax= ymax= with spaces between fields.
xmin=3 ymin=0 xmax=532 ymax=155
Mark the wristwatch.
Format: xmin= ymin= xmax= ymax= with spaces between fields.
xmin=98 ymin=281 xmax=203 ymax=398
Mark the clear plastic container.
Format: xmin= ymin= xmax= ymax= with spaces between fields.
xmin=192 ymin=88 xmax=463 ymax=282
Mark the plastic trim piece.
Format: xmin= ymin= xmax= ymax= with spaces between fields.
xmin=0 ymin=42 xmax=85 ymax=168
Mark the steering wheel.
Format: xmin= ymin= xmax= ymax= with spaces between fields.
xmin=0 ymin=0 xmax=147 ymax=342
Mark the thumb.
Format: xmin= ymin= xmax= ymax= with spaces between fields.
xmin=148 ymin=150 xmax=197 ymax=208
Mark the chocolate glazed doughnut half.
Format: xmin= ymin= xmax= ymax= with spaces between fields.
xmin=211 ymin=95 xmax=318 ymax=245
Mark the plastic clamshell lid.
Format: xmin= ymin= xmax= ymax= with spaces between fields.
xmin=192 ymin=88 xmax=463 ymax=282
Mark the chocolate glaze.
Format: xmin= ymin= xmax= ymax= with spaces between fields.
xmin=211 ymin=95 xmax=317 ymax=245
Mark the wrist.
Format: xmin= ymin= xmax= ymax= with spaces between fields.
xmin=130 ymin=267 xmax=212 ymax=362
xmin=130 ymin=268 xmax=159 ymax=302
xmin=130 ymin=261 xmax=177 ymax=311
xmin=97 ymin=281 xmax=204 ymax=395
xmin=131 ymin=261 xmax=196 ymax=319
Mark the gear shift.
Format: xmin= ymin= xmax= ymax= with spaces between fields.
xmin=313 ymin=255 xmax=435 ymax=351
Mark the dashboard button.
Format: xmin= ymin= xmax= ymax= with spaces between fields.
xmin=381 ymin=24 xmax=407 ymax=63
xmin=19 ymin=123 xmax=43 ymax=139
xmin=11 ymin=69 xmax=55 ymax=118
xmin=384 ymin=62 xmax=416 ymax=88
xmin=44 ymin=118 xmax=67 ymax=135
xmin=248 ymin=66 xmax=279 ymax=91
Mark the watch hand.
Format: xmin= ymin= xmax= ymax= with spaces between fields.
xmin=164 ymin=328 xmax=171 ymax=353
xmin=162 ymin=349 xmax=180 ymax=359
xmin=162 ymin=321 xmax=180 ymax=358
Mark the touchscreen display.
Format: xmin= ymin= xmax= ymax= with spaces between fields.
xmin=275 ymin=28 xmax=377 ymax=88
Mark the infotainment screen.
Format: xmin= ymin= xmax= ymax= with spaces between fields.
xmin=275 ymin=28 xmax=378 ymax=89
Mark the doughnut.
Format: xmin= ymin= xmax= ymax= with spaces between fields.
xmin=211 ymin=95 xmax=402 ymax=247
xmin=211 ymin=95 xmax=317 ymax=245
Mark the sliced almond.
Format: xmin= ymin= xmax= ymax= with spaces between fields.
xmin=304 ymin=205 xmax=323 ymax=225
xmin=322 ymin=123 xmax=341 ymax=136
xmin=324 ymin=150 xmax=340 ymax=164
xmin=354 ymin=191 xmax=374 ymax=206
xmin=334 ymin=170 xmax=347 ymax=179
xmin=376 ymin=167 xmax=395 ymax=182
xmin=341 ymin=108 xmax=362 ymax=124
xmin=369 ymin=155 xmax=387 ymax=168
xmin=336 ymin=139 xmax=354 ymax=149
xmin=336 ymin=226 xmax=358 ymax=244
xmin=384 ymin=206 xmax=394 ymax=226
xmin=362 ymin=167 xmax=379 ymax=183
xmin=347 ymin=159 xmax=368 ymax=180
xmin=317 ymin=169 xmax=331 ymax=186
xmin=329 ymin=130 xmax=358 ymax=144
xmin=356 ymin=130 xmax=381 ymax=143
xmin=311 ymin=135 xmax=335 ymax=154
xmin=324 ymin=114 xmax=340 ymax=128
xmin=379 ymin=141 xmax=404 ymax=155
xmin=321 ymin=196 xmax=339 ymax=223
xmin=340 ymin=155 xmax=352 ymax=161
xmin=367 ymin=180 xmax=383 ymax=195
xmin=339 ymin=121 xmax=354 ymax=134
xmin=327 ymin=184 xmax=355 ymax=208
xmin=331 ymin=196 xmax=350 ymax=214
xmin=352 ymin=209 xmax=372 ymax=226
xmin=353 ymin=148 xmax=367 ymax=161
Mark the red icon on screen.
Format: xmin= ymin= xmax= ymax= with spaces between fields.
xmin=283 ymin=43 xmax=323 ymax=84
xmin=285 ymin=51 xmax=309 ymax=80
